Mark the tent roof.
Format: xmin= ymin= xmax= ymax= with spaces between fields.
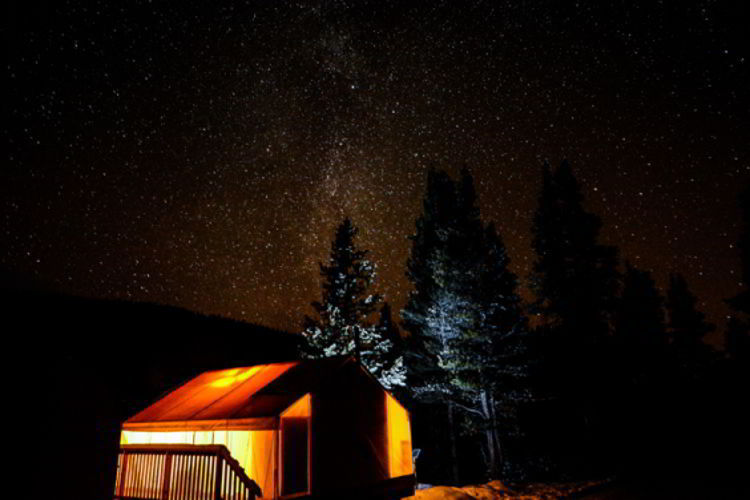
xmin=124 ymin=356 xmax=355 ymax=430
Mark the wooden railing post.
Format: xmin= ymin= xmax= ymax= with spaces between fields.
xmin=117 ymin=451 xmax=129 ymax=498
xmin=161 ymin=452 xmax=173 ymax=500
xmin=214 ymin=453 xmax=223 ymax=500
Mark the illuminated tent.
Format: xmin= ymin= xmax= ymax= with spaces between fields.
xmin=120 ymin=356 xmax=415 ymax=499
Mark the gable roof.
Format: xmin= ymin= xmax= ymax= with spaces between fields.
xmin=123 ymin=356 xmax=356 ymax=430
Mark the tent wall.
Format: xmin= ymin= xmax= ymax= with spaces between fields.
xmin=311 ymin=362 xmax=389 ymax=495
xmin=386 ymin=393 xmax=414 ymax=478
xmin=247 ymin=431 xmax=276 ymax=499
xmin=120 ymin=429 xmax=276 ymax=498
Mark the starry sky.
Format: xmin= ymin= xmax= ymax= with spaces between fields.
xmin=4 ymin=0 xmax=749 ymax=344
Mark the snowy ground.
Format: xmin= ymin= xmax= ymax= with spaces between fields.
xmin=405 ymin=479 xmax=748 ymax=499
xmin=404 ymin=480 xmax=608 ymax=500
xmin=575 ymin=480 xmax=748 ymax=500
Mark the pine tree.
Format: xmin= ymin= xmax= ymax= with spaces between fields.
xmin=403 ymin=168 xmax=532 ymax=480
xmin=401 ymin=168 xmax=469 ymax=483
xmin=666 ymin=273 xmax=715 ymax=374
xmin=728 ymin=184 xmax=750 ymax=316
xmin=611 ymin=263 xmax=671 ymax=472
xmin=726 ymin=184 xmax=750 ymax=362
xmin=529 ymin=160 xmax=619 ymax=475
xmin=452 ymin=222 xmax=531 ymax=479
xmin=402 ymin=168 xmax=467 ymax=402
xmin=530 ymin=160 xmax=618 ymax=341
xmin=614 ymin=263 xmax=669 ymax=386
xmin=531 ymin=160 xmax=618 ymax=382
xmin=378 ymin=302 xmax=402 ymax=348
xmin=302 ymin=218 xmax=403 ymax=388
xmin=725 ymin=316 xmax=750 ymax=363
xmin=375 ymin=302 xmax=407 ymax=390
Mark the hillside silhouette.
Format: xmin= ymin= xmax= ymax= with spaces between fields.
xmin=3 ymin=271 xmax=300 ymax=500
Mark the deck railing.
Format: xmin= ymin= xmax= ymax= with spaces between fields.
xmin=114 ymin=444 xmax=262 ymax=500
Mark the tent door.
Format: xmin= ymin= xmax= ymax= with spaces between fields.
xmin=281 ymin=417 xmax=309 ymax=495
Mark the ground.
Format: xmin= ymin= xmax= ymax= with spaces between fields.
xmin=404 ymin=479 xmax=748 ymax=499
xmin=404 ymin=480 xmax=607 ymax=500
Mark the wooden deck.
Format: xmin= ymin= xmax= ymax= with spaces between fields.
xmin=114 ymin=444 xmax=261 ymax=500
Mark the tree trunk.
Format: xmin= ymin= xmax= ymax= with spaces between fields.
xmin=447 ymin=401 xmax=460 ymax=483
xmin=489 ymin=393 xmax=504 ymax=476
xmin=480 ymin=390 xmax=497 ymax=478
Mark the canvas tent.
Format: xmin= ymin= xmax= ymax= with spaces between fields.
xmin=117 ymin=356 xmax=415 ymax=499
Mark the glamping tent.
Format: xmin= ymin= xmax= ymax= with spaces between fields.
xmin=114 ymin=356 xmax=415 ymax=500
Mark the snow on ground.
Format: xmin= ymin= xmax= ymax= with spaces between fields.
xmin=404 ymin=480 xmax=608 ymax=500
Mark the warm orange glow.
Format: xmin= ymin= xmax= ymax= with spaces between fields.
xmin=125 ymin=361 xmax=298 ymax=424
xmin=121 ymin=430 xmax=193 ymax=445
xmin=210 ymin=366 xmax=262 ymax=387
xmin=248 ymin=430 xmax=276 ymax=499
xmin=281 ymin=393 xmax=311 ymax=419
xmin=121 ymin=428 xmax=276 ymax=499
xmin=386 ymin=393 xmax=413 ymax=478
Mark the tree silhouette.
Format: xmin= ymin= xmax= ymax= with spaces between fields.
xmin=403 ymin=168 xmax=532 ymax=480
xmin=614 ymin=263 xmax=669 ymax=386
xmin=530 ymin=160 xmax=619 ymax=344
xmin=610 ymin=263 xmax=670 ymax=470
xmin=726 ymin=184 xmax=750 ymax=362
xmin=302 ymin=218 xmax=404 ymax=388
xmin=459 ymin=222 xmax=531 ymax=479
xmin=373 ymin=302 xmax=407 ymax=389
xmin=529 ymin=160 xmax=619 ymax=476
xmin=401 ymin=168 xmax=480 ymax=482
xmin=402 ymin=168 xmax=469 ymax=402
xmin=666 ymin=272 xmax=715 ymax=375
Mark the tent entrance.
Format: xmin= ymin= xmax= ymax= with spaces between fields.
xmin=280 ymin=393 xmax=311 ymax=497
xmin=282 ymin=417 xmax=308 ymax=494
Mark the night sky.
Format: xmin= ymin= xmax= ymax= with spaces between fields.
xmin=4 ymin=1 xmax=748 ymax=344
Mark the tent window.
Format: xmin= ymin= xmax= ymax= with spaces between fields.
xmin=280 ymin=394 xmax=311 ymax=496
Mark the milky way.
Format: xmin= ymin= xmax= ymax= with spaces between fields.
xmin=4 ymin=1 xmax=749 ymax=343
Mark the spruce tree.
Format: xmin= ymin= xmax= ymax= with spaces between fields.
xmin=615 ymin=262 xmax=669 ymax=368
xmin=612 ymin=263 xmax=670 ymax=471
xmin=614 ymin=263 xmax=669 ymax=385
xmin=531 ymin=160 xmax=618 ymax=342
xmin=529 ymin=160 xmax=619 ymax=475
xmin=401 ymin=168 xmax=469 ymax=482
xmin=302 ymin=217 xmax=404 ymax=388
xmin=726 ymin=184 xmax=750 ymax=362
xmin=725 ymin=316 xmax=750 ymax=363
xmin=375 ymin=302 xmax=407 ymax=390
xmin=666 ymin=273 xmax=715 ymax=374
xmin=403 ymin=168 xmax=531 ymax=480
xmin=452 ymin=222 xmax=531 ymax=479
xmin=728 ymin=184 xmax=750 ymax=316
xmin=402 ymin=168 xmax=467 ymax=402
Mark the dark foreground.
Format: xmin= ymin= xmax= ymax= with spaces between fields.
xmin=577 ymin=480 xmax=748 ymax=500
xmin=405 ymin=479 xmax=749 ymax=500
